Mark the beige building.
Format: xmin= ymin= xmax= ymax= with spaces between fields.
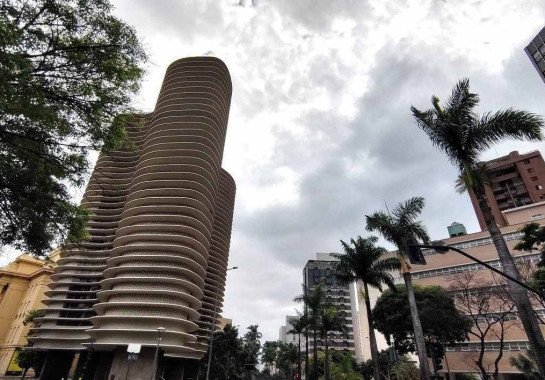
xmin=409 ymin=205 xmax=545 ymax=378
xmin=0 ymin=252 xmax=58 ymax=375
xmin=31 ymin=56 xmax=236 ymax=380
xmin=468 ymin=150 xmax=545 ymax=229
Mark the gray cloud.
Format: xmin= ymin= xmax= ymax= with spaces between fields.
xmin=1 ymin=0 xmax=540 ymax=344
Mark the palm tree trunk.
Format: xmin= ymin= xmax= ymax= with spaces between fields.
xmin=305 ymin=328 xmax=309 ymax=379
xmin=313 ymin=328 xmax=318 ymax=380
xmin=364 ymin=282 xmax=382 ymax=380
xmin=325 ymin=335 xmax=330 ymax=380
xmin=311 ymin=327 xmax=318 ymax=379
xmin=297 ymin=333 xmax=302 ymax=380
xmin=402 ymin=271 xmax=431 ymax=380
xmin=475 ymin=187 xmax=545 ymax=376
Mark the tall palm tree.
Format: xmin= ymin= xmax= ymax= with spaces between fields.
xmin=366 ymin=197 xmax=432 ymax=380
xmin=288 ymin=313 xmax=308 ymax=380
xmin=295 ymin=283 xmax=327 ymax=380
xmin=319 ymin=305 xmax=343 ymax=380
xmin=333 ymin=236 xmax=401 ymax=380
xmin=411 ymin=78 xmax=545 ymax=376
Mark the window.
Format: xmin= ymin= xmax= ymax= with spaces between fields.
xmin=528 ymin=168 xmax=535 ymax=173
xmin=532 ymin=176 xmax=539 ymax=181
xmin=524 ymin=159 xmax=532 ymax=164
xmin=537 ymin=185 xmax=543 ymax=190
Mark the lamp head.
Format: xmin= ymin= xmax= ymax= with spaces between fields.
xmin=431 ymin=240 xmax=449 ymax=254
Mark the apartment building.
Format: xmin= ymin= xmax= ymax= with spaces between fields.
xmin=525 ymin=26 xmax=545 ymax=84
xmin=302 ymin=253 xmax=368 ymax=362
xmin=31 ymin=57 xmax=236 ymax=380
xmin=279 ymin=315 xmax=302 ymax=347
xmin=468 ymin=150 xmax=545 ymax=230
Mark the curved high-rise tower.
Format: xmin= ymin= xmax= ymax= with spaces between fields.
xmin=31 ymin=57 xmax=236 ymax=380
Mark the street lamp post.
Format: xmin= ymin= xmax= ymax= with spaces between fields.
xmin=151 ymin=327 xmax=165 ymax=380
xmin=205 ymin=266 xmax=238 ymax=380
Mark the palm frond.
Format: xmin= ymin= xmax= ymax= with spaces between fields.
xmin=473 ymin=109 xmax=543 ymax=151
xmin=445 ymin=78 xmax=479 ymax=121
xmin=413 ymin=78 xmax=544 ymax=182
xmin=393 ymin=196 xmax=425 ymax=227
xmin=455 ymin=163 xmax=489 ymax=194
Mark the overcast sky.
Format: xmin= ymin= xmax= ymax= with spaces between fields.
xmin=109 ymin=0 xmax=545 ymax=344
xmin=4 ymin=0 xmax=545 ymax=345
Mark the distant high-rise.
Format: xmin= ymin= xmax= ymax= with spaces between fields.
xmin=525 ymin=26 xmax=545 ymax=84
xmin=303 ymin=253 xmax=364 ymax=361
xmin=468 ymin=150 xmax=545 ymax=230
xmin=31 ymin=57 xmax=236 ymax=380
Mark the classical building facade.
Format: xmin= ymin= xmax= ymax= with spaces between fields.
xmin=0 ymin=252 xmax=58 ymax=376
xmin=31 ymin=56 xmax=236 ymax=380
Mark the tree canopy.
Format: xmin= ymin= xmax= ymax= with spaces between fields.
xmin=199 ymin=324 xmax=259 ymax=379
xmin=372 ymin=285 xmax=472 ymax=354
xmin=411 ymin=78 xmax=543 ymax=183
xmin=0 ymin=0 xmax=147 ymax=254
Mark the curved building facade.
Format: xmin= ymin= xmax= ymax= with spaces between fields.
xmin=31 ymin=57 xmax=236 ymax=379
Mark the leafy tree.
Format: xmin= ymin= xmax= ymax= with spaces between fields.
xmin=276 ymin=342 xmax=298 ymax=379
xmin=295 ymin=283 xmax=328 ymax=380
xmin=509 ymin=352 xmax=540 ymax=380
xmin=16 ymin=309 xmax=47 ymax=379
xmin=454 ymin=375 xmax=478 ymax=380
xmin=261 ymin=341 xmax=279 ymax=373
xmin=412 ymin=78 xmax=545 ymax=376
xmin=310 ymin=350 xmax=362 ymax=380
xmin=319 ymin=306 xmax=344 ymax=380
xmin=15 ymin=349 xmax=46 ymax=380
xmin=360 ymin=349 xmax=394 ymax=380
xmin=365 ymin=197 xmax=432 ymax=379
xmin=372 ymin=285 xmax=471 ymax=355
xmin=515 ymin=222 xmax=545 ymax=299
xmin=0 ymin=0 xmax=147 ymax=255
xmin=333 ymin=235 xmax=400 ymax=380
xmin=390 ymin=360 xmax=420 ymax=380
xmin=243 ymin=324 xmax=263 ymax=369
xmin=450 ymin=272 xmax=519 ymax=379
xmin=199 ymin=324 xmax=249 ymax=380
xmin=288 ymin=313 xmax=308 ymax=380
xmin=329 ymin=351 xmax=364 ymax=380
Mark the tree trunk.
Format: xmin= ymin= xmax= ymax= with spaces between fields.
xmin=297 ymin=333 xmax=302 ymax=380
xmin=305 ymin=328 xmax=309 ymax=379
xmin=476 ymin=363 xmax=488 ymax=380
xmin=325 ymin=336 xmax=330 ymax=380
xmin=364 ymin=282 xmax=382 ymax=380
xmin=402 ymin=271 xmax=431 ymax=380
xmin=475 ymin=187 xmax=545 ymax=377
xmin=313 ymin=328 xmax=318 ymax=380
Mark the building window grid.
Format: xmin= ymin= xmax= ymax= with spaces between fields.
xmin=447 ymin=341 xmax=530 ymax=352
xmin=413 ymin=253 xmax=540 ymax=279
xmin=421 ymin=231 xmax=525 ymax=256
